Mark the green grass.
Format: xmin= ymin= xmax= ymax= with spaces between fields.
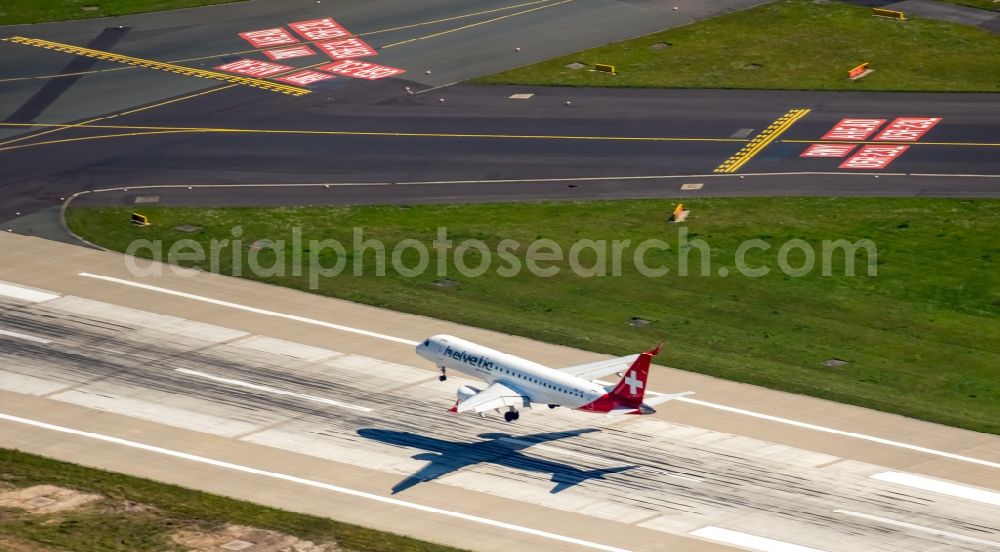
xmin=472 ymin=0 xmax=1000 ymax=92
xmin=0 ymin=0 xmax=243 ymax=26
xmin=66 ymin=198 xmax=1000 ymax=434
xmin=0 ymin=448 xmax=465 ymax=552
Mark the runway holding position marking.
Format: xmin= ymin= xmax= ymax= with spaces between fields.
xmin=714 ymin=108 xmax=811 ymax=173
xmin=2 ymin=36 xmax=311 ymax=96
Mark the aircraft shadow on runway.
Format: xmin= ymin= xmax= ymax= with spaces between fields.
xmin=357 ymin=427 xmax=635 ymax=494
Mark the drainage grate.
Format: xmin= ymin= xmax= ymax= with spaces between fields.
xmin=174 ymin=224 xmax=202 ymax=233
xmin=823 ymin=358 xmax=849 ymax=368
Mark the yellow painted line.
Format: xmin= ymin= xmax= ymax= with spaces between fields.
xmin=0 ymin=130 xmax=204 ymax=154
xmin=0 ymin=58 xmax=327 ymax=148
xmin=382 ymin=0 xmax=575 ymax=48
xmin=0 ymin=0 xmax=556 ymax=84
xmin=714 ymin=108 xmax=811 ymax=173
xmin=0 ymin=85 xmax=240 ymax=149
xmin=782 ymin=139 xmax=1000 ymax=147
xmin=1 ymin=36 xmax=310 ymax=96
xmin=0 ymin=121 xmax=748 ymax=144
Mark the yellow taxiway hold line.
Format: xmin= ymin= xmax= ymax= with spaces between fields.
xmin=714 ymin=108 xmax=811 ymax=174
xmin=1 ymin=36 xmax=310 ymax=96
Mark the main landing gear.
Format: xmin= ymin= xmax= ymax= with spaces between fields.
xmin=503 ymin=409 xmax=520 ymax=423
xmin=438 ymin=366 xmax=447 ymax=382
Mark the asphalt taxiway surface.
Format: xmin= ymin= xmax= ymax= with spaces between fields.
xmin=1 ymin=0 xmax=999 ymax=239
xmin=4 ymin=83 xmax=1000 ymax=230
xmin=0 ymin=232 xmax=998 ymax=552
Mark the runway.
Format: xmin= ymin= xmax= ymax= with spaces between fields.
xmin=0 ymin=232 xmax=997 ymax=552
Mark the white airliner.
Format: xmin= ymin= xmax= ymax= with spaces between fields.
xmin=416 ymin=335 xmax=693 ymax=422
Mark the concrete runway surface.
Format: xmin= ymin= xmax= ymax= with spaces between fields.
xmin=0 ymin=232 xmax=997 ymax=552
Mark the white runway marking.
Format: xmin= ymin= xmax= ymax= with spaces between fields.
xmin=834 ymin=509 xmax=1000 ymax=549
xmin=689 ymin=526 xmax=828 ymax=552
xmin=0 ymin=412 xmax=632 ymax=552
xmin=175 ymin=368 xmax=372 ymax=413
xmin=77 ymin=272 xmax=1000 ymax=470
xmin=0 ymin=328 xmax=52 ymax=344
xmin=0 ymin=281 xmax=59 ymax=303
xmin=78 ymin=273 xmax=418 ymax=346
xmin=673 ymin=396 xmax=1000 ymax=470
xmin=871 ymin=471 xmax=1000 ymax=506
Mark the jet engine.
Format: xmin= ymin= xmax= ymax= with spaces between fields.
xmin=456 ymin=385 xmax=481 ymax=402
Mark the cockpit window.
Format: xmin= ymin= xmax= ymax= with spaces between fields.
xmin=422 ymin=340 xmax=430 ymax=346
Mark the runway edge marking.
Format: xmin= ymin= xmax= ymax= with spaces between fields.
xmin=2 ymin=37 xmax=310 ymax=97
xmin=0 ymin=412 xmax=631 ymax=552
xmin=77 ymin=272 xmax=1000 ymax=470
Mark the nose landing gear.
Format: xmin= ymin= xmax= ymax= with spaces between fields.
xmin=438 ymin=366 xmax=447 ymax=381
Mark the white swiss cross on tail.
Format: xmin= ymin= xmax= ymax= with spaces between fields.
xmin=624 ymin=370 xmax=643 ymax=395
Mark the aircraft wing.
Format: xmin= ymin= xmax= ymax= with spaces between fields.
xmin=558 ymin=354 xmax=640 ymax=381
xmin=455 ymin=381 xmax=530 ymax=414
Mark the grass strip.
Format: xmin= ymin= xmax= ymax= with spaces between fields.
xmin=1 ymin=1 xmax=244 ymax=26
xmin=0 ymin=447 xmax=464 ymax=552
xmin=66 ymin=198 xmax=1000 ymax=434
xmin=472 ymin=0 xmax=1000 ymax=92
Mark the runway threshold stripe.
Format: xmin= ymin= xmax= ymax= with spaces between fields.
xmin=0 ymin=328 xmax=53 ymax=345
xmin=77 ymin=272 xmax=1000 ymax=470
xmin=833 ymin=510 xmax=1000 ymax=548
xmin=871 ymin=472 xmax=1000 ymax=506
xmin=689 ymin=526 xmax=828 ymax=552
xmin=1 ymin=37 xmax=310 ymax=97
xmin=714 ymin=108 xmax=811 ymax=174
xmin=175 ymin=368 xmax=373 ymax=412
xmin=0 ymin=412 xmax=631 ymax=552
xmin=0 ymin=281 xmax=60 ymax=303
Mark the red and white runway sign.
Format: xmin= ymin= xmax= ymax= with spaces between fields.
xmin=318 ymin=59 xmax=405 ymax=80
xmin=800 ymin=143 xmax=857 ymax=158
xmin=274 ymin=70 xmax=337 ymax=86
xmin=289 ymin=18 xmax=352 ymax=41
xmin=821 ymin=118 xmax=886 ymax=141
xmin=838 ymin=145 xmax=909 ymax=169
xmin=215 ymin=59 xmax=293 ymax=78
xmin=263 ymin=45 xmax=316 ymax=61
xmin=316 ymin=37 xmax=377 ymax=59
xmin=238 ymin=28 xmax=299 ymax=49
xmin=874 ymin=117 xmax=941 ymax=142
